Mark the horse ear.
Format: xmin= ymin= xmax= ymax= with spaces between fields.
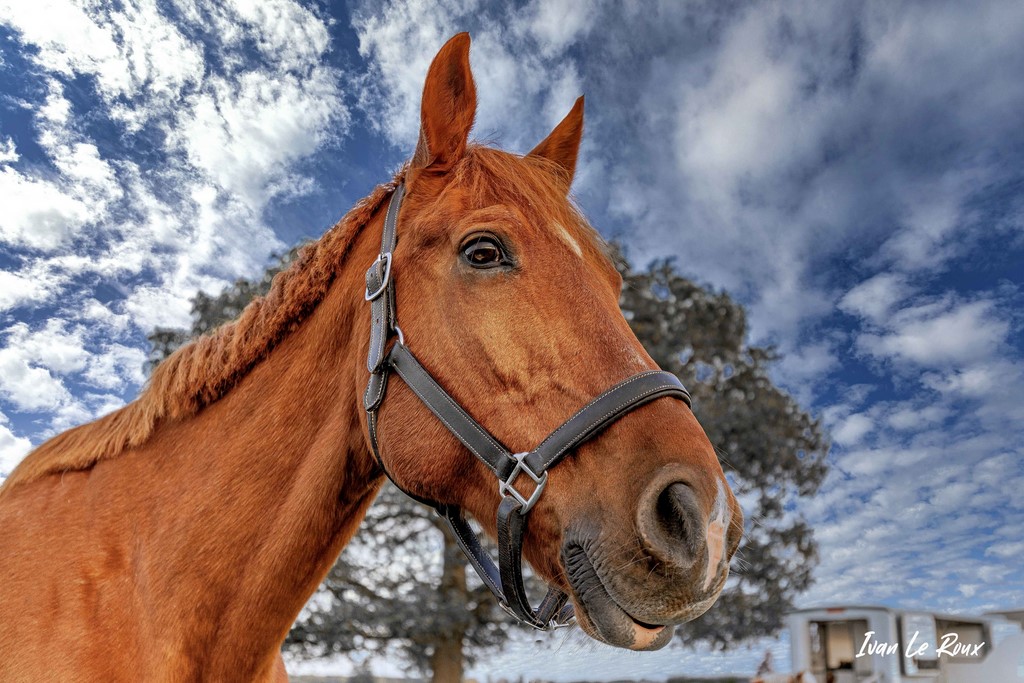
xmin=412 ymin=33 xmax=477 ymax=170
xmin=527 ymin=96 xmax=584 ymax=191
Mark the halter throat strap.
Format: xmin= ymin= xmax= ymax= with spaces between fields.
xmin=362 ymin=184 xmax=692 ymax=630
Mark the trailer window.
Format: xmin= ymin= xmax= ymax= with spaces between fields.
xmin=935 ymin=619 xmax=989 ymax=660
xmin=809 ymin=619 xmax=875 ymax=681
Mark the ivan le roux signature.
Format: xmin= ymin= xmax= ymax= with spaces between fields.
xmin=856 ymin=631 xmax=985 ymax=658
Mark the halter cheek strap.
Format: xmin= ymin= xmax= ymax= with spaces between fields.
xmin=363 ymin=184 xmax=692 ymax=630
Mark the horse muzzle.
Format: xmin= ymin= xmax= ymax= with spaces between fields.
xmin=560 ymin=469 xmax=741 ymax=650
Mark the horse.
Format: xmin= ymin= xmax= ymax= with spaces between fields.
xmin=0 ymin=33 xmax=743 ymax=681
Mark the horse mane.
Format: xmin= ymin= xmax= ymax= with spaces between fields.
xmin=1 ymin=145 xmax=607 ymax=496
xmin=0 ymin=172 xmax=404 ymax=495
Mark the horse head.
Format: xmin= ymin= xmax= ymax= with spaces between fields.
xmin=361 ymin=33 xmax=743 ymax=651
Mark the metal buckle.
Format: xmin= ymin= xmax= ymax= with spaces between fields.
xmin=364 ymin=252 xmax=392 ymax=301
xmin=549 ymin=613 xmax=576 ymax=630
xmin=499 ymin=452 xmax=547 ymax=514
xmin=499 ymin=601 xmax=555 ymax=631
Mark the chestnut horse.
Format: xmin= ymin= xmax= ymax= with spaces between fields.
xmin=0 ymin=34 xmax=742 ymax=681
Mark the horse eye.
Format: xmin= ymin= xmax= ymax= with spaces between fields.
xmin=462 ymin=237 xmax=507 ymax=269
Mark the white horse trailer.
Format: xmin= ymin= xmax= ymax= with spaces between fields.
xmin=787 ymin=605 xmax=1024 ymax=683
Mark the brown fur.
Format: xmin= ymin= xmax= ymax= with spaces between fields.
xmin=0 ymin=33 xmax=743 ymax=680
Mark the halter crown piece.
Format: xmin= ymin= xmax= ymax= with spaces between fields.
xmin=363 ymin=184 xmax=693 ymax=630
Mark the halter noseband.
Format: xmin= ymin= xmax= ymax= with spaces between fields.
xmin=363 ymin=183 xmax=692 ymax=630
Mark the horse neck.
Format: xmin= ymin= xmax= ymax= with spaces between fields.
xmin=134 ymin=210 xmax=386 ymax=673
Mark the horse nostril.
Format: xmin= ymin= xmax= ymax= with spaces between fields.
xmin=656 ymin=483 xmax=694 ymax=542
xmin=642 ymin=482 xmax=704 ymax=568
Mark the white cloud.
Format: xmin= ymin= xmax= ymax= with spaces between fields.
xmin=798 ymin=358 xmax=1024 ymax=609
xmin=0 ymin=343 xmax=73 ymax=412
xmin=83 ymin=343 xmax=147 ymax=390
xmin=0 ymin=166 xmax=91 ymax=249
xmin=80 ymin=299 xmax=132 ymax=334
xmin=672 ymin=11 xmax=835 ymax=200
xmin=352 ymin=0 xmax=474 ymax=146
xmin=877 ymin=170 xmax=980 ymax=271
xmin=214 ymin=0 xmax=331 ymax=71
xmin=2 ymin=0 xmax=342 ymax=265
xmin=84 ymin=393 xmax=125 ymax=418
xmin=886 ymin=404 xmax=949 ymax=431
xmin=0 ymin=0 xmax=136 ymax=96
xmin=0 ymin=80 xmax=125 ymax=251
xmin=515 ymin=0 xmax=598 ymax=57
xmin=0 ymin=0 xmax=204 ymax=121
xmin=833 ymin=413 xmax=873 ymax=447
xmin=0 ymin=412 xmax=33 ymax=480
xmin=584 ymin=0 xmax=1024 ymax=349
xmin=3 ymin=320 xmax=90 ymax=374
xmin=0 ymin=258 xmax=72 ymax=312
xmin=0 ymin=0 xmax=347 ymax=453
xmin=985 ymin=540 xmax=1024 ymax=560
xmin=799 ymin=442 xmax=1024 ymax=610
xmin=922 ymin=363 xmax=1003 ymax=398
xmin=51 ymin=141 xmax=119 ymax=194
xmin=772 ymin=339 xmax=841 ymax=404
xmin=0 ymin=318 xmax=143 ymax=441
xmin=840 ymin=273 xmax=914 ymax=324
xmin=858 ymin=299 xmax=1009 ymax=367
xmin=0 ymin=136 xmax=17 ymax=163
xmin=172 ymin=68 xmax=343 ymax=209
xmin=924 ymin=357 xmax=1024 ymax=427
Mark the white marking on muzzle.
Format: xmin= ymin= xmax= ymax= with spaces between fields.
xmin=702 ymin=479 xmax=730 ymax=591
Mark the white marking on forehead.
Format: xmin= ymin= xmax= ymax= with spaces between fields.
xmin=703 ymin=478 xmax=731 ymax=592
xmin=554 ymin=222 xmax=582 ymax=257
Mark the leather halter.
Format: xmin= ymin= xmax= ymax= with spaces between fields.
xmin=363 ymin=183 xmax=692 ymax=630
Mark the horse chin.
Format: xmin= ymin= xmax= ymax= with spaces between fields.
xmin=562 ymin=541 xmax=675 ymax=650
xmin=573 ymin=597 xmax=676 ymax=651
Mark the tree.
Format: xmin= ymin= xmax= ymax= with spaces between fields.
xmin=285 ymin=485 xmax=512 ymax=682
xmin=148 ymin=243 xmax=828 ymax=680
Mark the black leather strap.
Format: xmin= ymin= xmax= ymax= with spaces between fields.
xmin=366 ymin=183 xmax=404 ymax=374
xmin=440 ymin=502 xmax=569 ymax=629
xmin=437 ymin=505 xmax=504 ymax=599
xmin=389 ymin=343 xmax=513 ymax=476
xmin=362 ymin=182 xmax=694 ymax=631
xmin=524 ymin=370 xmax=690 ymax=475
xmin=497 ymin=496 xmax=543 ymax=626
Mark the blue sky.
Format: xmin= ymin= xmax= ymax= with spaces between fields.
xmin=1 ymin=0 xmax=1023 ymax=678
